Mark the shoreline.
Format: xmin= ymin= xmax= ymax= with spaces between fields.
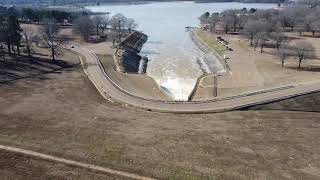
xmin=4 ymin=1 xmax=278 ymax=7
xmin=189 ymin=29 xmax=227 ymax=68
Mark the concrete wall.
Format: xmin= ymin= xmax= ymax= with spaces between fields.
xmin=116 ymin=31 xmax=148 ymax=74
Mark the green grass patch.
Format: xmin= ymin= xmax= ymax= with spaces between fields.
xmin=195 ymin=29 xmax=226 ymax=57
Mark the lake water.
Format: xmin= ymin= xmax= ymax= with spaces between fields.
xmin=87 ymin=2 xmax=276 ymax=100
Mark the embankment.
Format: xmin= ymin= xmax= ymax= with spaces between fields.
xmin=98 ymin=54 xmax=171 ymax=101
xmin=189 ymin=29 xmax=227 ymax=100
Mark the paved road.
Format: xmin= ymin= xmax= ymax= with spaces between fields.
xmin=73 ymin=47 xmax=320 ymax=113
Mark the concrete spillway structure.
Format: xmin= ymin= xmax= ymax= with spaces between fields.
xmin=115 ymin=31 xmax=148 ymax=74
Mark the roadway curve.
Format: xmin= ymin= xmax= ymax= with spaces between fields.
xmin=73 ymin=47 xmax=320 ymax=113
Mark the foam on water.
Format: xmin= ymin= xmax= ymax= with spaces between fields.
xmin=145 ymin=33 xmax=204 ymax=101
xmin=160 ymin=78 xmax=197 ymax=101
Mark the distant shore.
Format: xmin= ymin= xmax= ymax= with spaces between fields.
xmin=3 ymin=0 xmax=278 ymax=8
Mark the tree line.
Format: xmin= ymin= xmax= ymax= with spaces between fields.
xmin=0 ymin=10 xmax=23 ymax=55
xmin=20 ymin=8 xmax=81 ymax=23
xmin=73 ymin=13 xmax=138 ymax=46
xmin=0 ymin=6 xmax=72 ymax=62
xmin=199 ymin=0 xmax=319 ymax=68
xmin=1 ymin=0 xmax=285 ymax=6
xmin=0 ymin=5 xmax=138 ymax=63
xmin=0 ymin=6 xmax=97 ymax=24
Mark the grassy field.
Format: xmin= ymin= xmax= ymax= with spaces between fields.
xmin=0 ymin=48 xmax=320 ymax=179
xmin=193 ymin=29 xmax=320 ymax=100
xmin=0 ymin=149 xmax=131 ymax=180
xmin=195 ymin=29 xmax=226 ymax=57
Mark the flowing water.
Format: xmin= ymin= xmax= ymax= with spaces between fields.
xmin=87 ymin=2 xmax=276 ymax=101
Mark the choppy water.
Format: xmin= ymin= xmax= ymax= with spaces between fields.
xmin=87 ymin=2 xmax=275 ymax=100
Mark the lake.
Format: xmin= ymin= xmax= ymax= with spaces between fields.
xmin=87 ymin=2 xmax=276 ymax=100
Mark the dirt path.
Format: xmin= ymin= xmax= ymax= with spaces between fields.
xmin=0 ymin=144 xmax=156 ymax=180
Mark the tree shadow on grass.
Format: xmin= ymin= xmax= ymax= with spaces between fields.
xmin=286 ymin=66 xmax=320 ymax=72
xmin=0 ymin=53 xmax=77 ymax=84
xmin=32 ymin=52 xmax=49 ymax=57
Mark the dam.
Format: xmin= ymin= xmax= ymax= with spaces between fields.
xmin=87 ymin=2 xmax=276 ymax=101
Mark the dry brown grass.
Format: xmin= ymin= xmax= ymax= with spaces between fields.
xmin=0 ymin=150 xmax=131 ymax=180
xmin=227 ymin=32 xmax=320 ymax=87
xmin=194 ymin=30 xmax=320 ymax=99
xmin=0 ymin=47 xmax=320 ymax=179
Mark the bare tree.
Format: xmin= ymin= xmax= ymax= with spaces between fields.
xmin=209 ymin=13 xmax=220 ymax=32
xmin=309 ymin=9 xmax=320 ymax=36
xmin=295 ymin=21 xmax=305 ymax=36
xmin=297 ymin=0 xmax=320 ymax=8
xmin=73 ymin=16 xmax=94 ymax=41
xmin=0 ymin=16 xmax=7 ymax=59
xmin=261 ymin=9 xmax=280 ymax=21
xmin=111 ymin=13 xmax=127 ymax=43
xmin=221 ymin=10 xmax=238 ymax=33
xmin=199 ymin=12 xmax=220 ymax=33
xmin=220 ymin=15 xmax=233 ymax=34
xmin=288 ymin=6 xmax=311 ymax=36
xmin=292 ymin=41 xmax=315 ymax=68
xmin=199 ymin=12 xmax=210 ymax=25
xmin=270 ymin=28 xmax=286 ymax=49
xmin=126 ymin=18 xmax=138 ymax=33
xmin=109 ymin=31 xmax=118 ymax=48
xmin=253 ymin=34 xmax=260 ymax=51
xmin=248 ymin=19 xmax=271 ymax=53
xmin=237 ymin=11 xmax=249 ymax=31
xmin=41 ymin=19 xmax=63 ymax=62
xmin=92 ymin=15 xmax=104 ymax=36
xmin=257 ymin=32 xmax=269 ymax=53
xmin=242 ymin=19 xmax=261 ymax=46
xmin=310 ymin=20 xmax=320 ymax=37
xmin=99 ymin=14 xmax=110 ymax=35
xmin=21 ymin=24 xmax=38 ymax=56
xmin=275 ymin=45 xmax=292 ymax=68
xmin=303 ymin=14 xmax=314 ymax=34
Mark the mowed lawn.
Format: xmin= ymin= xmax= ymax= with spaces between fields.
xmin=0 ymin=51 xmax=319 ymax=180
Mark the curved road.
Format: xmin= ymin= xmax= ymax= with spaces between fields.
xmin=73 ymin=47 xmax=320 ymax=113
